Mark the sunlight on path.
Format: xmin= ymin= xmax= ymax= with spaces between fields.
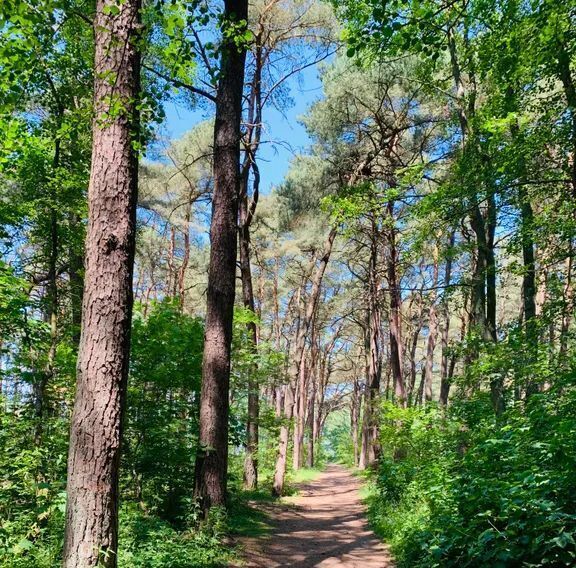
xmin=237 ymin=464 xmax=394 ymax=568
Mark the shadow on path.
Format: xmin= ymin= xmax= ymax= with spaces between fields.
xmin=235 ymin=464 xmax=394 ymax=568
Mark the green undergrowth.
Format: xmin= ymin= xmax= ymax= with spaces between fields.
xmin=289 ymin=466 xmax=324 ymax=486
xmin=228 ymin=488 xmax=276 ymax=538
xmin=117 ymin=504 xmax=232 ymax=568
xmin=363 ymin=391 xmax=576 ymax=567
xmin=0 ymin=503 xmax=234 ymax=568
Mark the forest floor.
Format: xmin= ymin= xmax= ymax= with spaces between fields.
xmin=233 ymin=464 xmax=394 ymax=567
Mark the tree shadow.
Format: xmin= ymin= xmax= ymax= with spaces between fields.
xmin=238 ymin=465 xmax=394 ymax=567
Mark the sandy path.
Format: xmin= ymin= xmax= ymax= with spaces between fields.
xmin=237 ymin=464 xmax=394 ymax=568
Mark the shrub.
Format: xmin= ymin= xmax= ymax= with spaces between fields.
xmin=366 ymin=391 xmax=576 ymax=567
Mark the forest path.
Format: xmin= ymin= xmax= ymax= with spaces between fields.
xmin=236 ymin=464 xmax=394 ymax=568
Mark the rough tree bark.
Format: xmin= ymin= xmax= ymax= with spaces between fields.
xmin=387 ymin=200 xmax=405 ymax=405
xmin=360 ymin=220 xmax=382 ymax=468
xmin=194 ymin=0 xmax=249 ymax=512
xmin=63 ymin=1 xmax=141 ymax=566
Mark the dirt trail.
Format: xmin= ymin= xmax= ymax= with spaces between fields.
xmin=237 ymin=464 xmax=394 ymax=568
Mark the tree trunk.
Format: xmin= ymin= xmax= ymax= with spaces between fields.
xmin=69 ymin=212 xmax=84 ymax=345
xmin=469 ymin=207 xmax=489 ymax=339
xmin=293 ymin=351 xmax=308 ymax=471
xmin=486 ymin=189 xmax=497 ymax=342
xmin=240 ymin=32 xmax=263 ymax=489
xmin=313 ymin=354 xmax=327 ymax=459
xmin=272 ymin=384 xmax=294 ymax=496
xmin=366 ymin=240 xmax=382 ymax=465
xmin=387 ymin=201 xmax=405 ymax=405
xmin=521 ymin=187 xmax=538 ymax=386
xmin=439 ymin=233 xmax=455 ymax=407
xmin=359 ymin=215 xmax=385 ymax=469
xmin=358 ymin=382 xmax=369 ymax=470
xmin=424 ymin=246 xmax=440 ymax=403
xmin=351 ymin=377 xmax=361 ymax=466
xmin=416 ymin=366 xmax=426 ymax=406
xmin=35 ymin=137 xmax=61 ymax=445
xmin=177 ymin=197 xmax=192 ymax=310
xmin=239 ymin=176 xmax=260 ymax=490
xmin=194 ymin=0 xmax=249 ymax=512
xmin=507 ymin=111 xmax=538 ymax=394
xmin=305 ymin=331 xmax=319 ymax=468
xmin=486 ymin=189 xmax=504 ymax=413
xmin=305 ymin=385 xmax=315 ymax=468
xmin=560 ymin=253 xmax=573 ymax=357
xmin=407 ymin=306 xmax=423 ymax=406
xmin=168 ymin=224 xmax=176 ymax=296
xmin=63 ymin=1 xmax=141 ymax=565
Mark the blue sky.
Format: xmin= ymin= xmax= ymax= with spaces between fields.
xmin=161 ymin=63 xmax=324 ymax=193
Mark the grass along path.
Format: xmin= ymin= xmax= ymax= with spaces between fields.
xmin=234 ymin=464 xmax=394 ymax=568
